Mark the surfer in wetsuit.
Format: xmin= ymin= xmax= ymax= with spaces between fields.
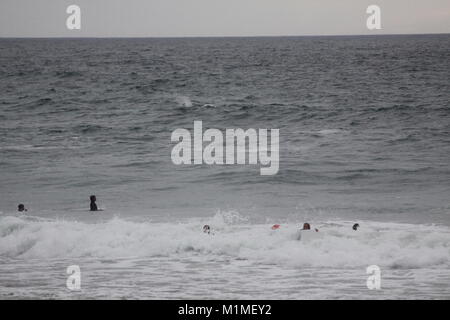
xmin=203 ymin=225 xmax=211 ymax=234
xmin=18 ymin=204 xmax=27 ymax=212
xmin=352 ymin=223 xmax=360 ymax=231
xmin=302 ymin=223 xmax=319 ymax=232
xmin=297 ymin=222 xmax=319 ymax=240
xmin=90 ymin=195 xmax=98 ymax=211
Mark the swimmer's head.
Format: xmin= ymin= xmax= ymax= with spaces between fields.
xmin=18 ymin=204 xmax=25 ymax=212
xmin=302 ymin=223 xmax=311 ymax=230
xmin=90 ymin=195 xmax=96 ymax=202
xmin=203 ymin=225 xmax=211 ymax=233
xmin=353 ymin=223 xmax=360 ymax=231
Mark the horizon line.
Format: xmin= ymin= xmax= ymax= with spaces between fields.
xmin=1 ymin=32 xmax=449 ymax=40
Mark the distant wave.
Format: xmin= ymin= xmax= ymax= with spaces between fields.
xmin=0 ymin=144 xmax=81 ymax=152
xmin=55 ymin=70 xmax=83 ymax=78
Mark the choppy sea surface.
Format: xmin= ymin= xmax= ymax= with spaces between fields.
xmin=0 ymin=35 xmax=449 ymax=299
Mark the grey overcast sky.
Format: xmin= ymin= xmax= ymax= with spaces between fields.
xmin=0 ymin=0 xmax=449 ymax=37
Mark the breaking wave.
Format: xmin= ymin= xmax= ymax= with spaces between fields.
xmin=1 ymin=212 xmax=449 ymax=269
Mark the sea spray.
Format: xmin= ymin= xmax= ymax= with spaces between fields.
xmin=0 ymin=214 xmax=449 ymax=269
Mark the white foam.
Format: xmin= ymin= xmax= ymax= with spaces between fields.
xmin=175 ymin=95 xmax=193 ymax=108
xmin=0 ymin=213 xmax=449 ymax=269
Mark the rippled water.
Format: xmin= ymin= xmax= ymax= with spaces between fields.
xmin=0 ymin=35 xmax=449 ymax=299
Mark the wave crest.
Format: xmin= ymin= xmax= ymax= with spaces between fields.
xmin=0 ymin=215 xmax=449 ymax=269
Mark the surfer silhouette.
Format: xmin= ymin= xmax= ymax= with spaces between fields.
xmin=90 ymin=195 xmax=98 ymax=211
xmin=17 ymin=204 xmax=27 ymax=212
xmin=352 ymin=223 xmax=360 ymax=231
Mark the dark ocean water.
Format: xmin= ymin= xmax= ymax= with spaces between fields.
xmin=1 ymin=35 xmax=449 ymax=222
xmin=1 ymin=35 xmax=450 ymax=299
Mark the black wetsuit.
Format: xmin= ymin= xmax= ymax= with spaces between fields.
xmin=90 ymin=202 xmax=98 ymax=211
